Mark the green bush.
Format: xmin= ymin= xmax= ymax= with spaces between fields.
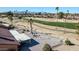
xmin=65 ymin=39 xmax=75 ymax=45
xmin=43 ymin=44 xmax=52 ymax=51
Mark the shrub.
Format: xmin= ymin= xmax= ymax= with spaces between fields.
xmin=42 ymin=44 xmax=52 ymax=51
xmin=65 ymin=39 xmax=75 ymax=45
xmin=22 ymin=29 xmax=26 ymax=33
xmin=8 ymin=24 xmax=15 ymax=29
xmin=18 ymin=16 xmax=22 ymax=19
xmin=27 ymin=29 xmax=30 ymax=32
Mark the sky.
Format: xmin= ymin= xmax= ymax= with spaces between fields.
xmin=0 ymin=7 xmax=79 ymax=13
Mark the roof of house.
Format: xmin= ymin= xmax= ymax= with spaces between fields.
xmin=0 ymin=26 xmax=20 ymax=45
xmin=9 ymin=30 xmax=31 ymax=42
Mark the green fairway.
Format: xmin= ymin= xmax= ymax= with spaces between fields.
xmin=33 ymin=20 xmax=78 ymax=29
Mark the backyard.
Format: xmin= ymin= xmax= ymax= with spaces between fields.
xmin=0 ymin=16 xmax=79 ymax=51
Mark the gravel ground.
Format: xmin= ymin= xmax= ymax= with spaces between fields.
xmin=1 ymin=17 xmax=79 ymax=51
xmin=19 ymin=31 xmax=62 ymax=51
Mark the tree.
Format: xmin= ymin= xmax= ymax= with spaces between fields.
xmin=67 ymin=10 xmax=69 ymax=14
xmin=58 ymin=12 xmax=64 ymax=19
xmin=65 ymin=10 xmax=69 ymax=19
xmin=66 ymin=10 xmax=69 ymax=19
xmin=65 ymin=39 xmax=75 ymax=45
xmin=23 ymin=18 xmax=33 ymax=44
xmin=29 ymin=19 xmax=33 ymax=34
xmin=7 ymin=11 xmax=13 ymax=25
xmin=23 ymin=17 xmax=33 ymax=34
xmin=25 ymin=10 xmax=28 ymax=16
xmin=7 ymin=11 xmax=13 ymax=16
xmin=55 ymin=7 xmax=59 ymax=19
xmin=55 ymin=7 xmax=59 ymax=29
xmin=7 ymin=11 xmax=15 ymax=29
xmin=38 ymin=12 xmax=42 ymax=15
xmin=18 ymin=16 xmax=22 ymax=19
xmin=43 ymin=44 xmax=52 ymax=51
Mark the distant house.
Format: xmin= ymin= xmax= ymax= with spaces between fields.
xmin=0 ymin=26 xmax=20 ymax=51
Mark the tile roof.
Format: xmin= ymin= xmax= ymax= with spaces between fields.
xmin=0 ymin=26 xmax=20 ymax=45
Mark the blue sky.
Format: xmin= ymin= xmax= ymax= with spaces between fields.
xmin=0 ymin=7 xmax=79 ymax=13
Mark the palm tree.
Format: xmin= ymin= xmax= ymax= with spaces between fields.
xmin=25 ymin=10 xmax=28 ymax=16
xmin=23 ymin=17 xmax=33 ymax=34
xmin=67 ymin=10 xmax=69 ymax=19
xmin=67 ymin=10 xmax=69 ymax=14
xmin=55 ymin=7 xmax=59 ymax=20
xmin=23 ymin=18 xmax=33 ymax=44
xmin=55 ymin=7 xmax=59 ymax=29
xmin=65 ymin=10 xmax=68 ymax=22
xmin=65 ymin=10 xmax=69 ymax=22
xmin=26 ymin=18 xmax=33 ymax=44
xmin=22 ymin=17 xmax=33 ymax=44
xmin=7 ymin=11 xmax=13 ymax=25
xmin=29 ymin=18 xmax=33 ymax=34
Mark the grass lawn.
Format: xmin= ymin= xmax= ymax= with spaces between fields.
xmin=33 ymin=20 xmax=78 ymax=29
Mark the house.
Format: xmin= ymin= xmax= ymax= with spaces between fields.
xmin=0 ymin=26 xmax=20 ymax=51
